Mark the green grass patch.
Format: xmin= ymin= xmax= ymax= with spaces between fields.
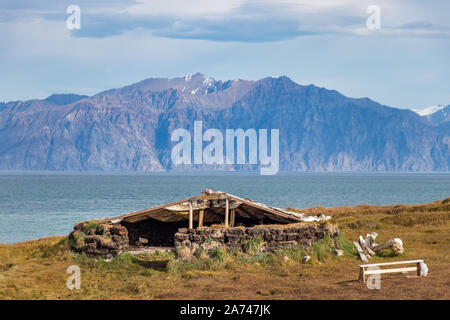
xmin=335 ymin=233 xmax=357 ymax=257
xmin=242 ymin=236 xmax=264 ymax=255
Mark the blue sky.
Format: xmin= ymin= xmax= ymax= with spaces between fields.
xmin=0 ymin=0 xmax=449 ymax=109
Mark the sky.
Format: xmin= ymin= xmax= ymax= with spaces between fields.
xmin=0 ymin=0 xmax=449 ymax=109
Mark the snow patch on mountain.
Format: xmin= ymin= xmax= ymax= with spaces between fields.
xmin=412 ymin=105 xmax=445 ymax=116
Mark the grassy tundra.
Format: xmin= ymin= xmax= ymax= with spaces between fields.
xmin=0 ymin=198 xmax=449 ymax=300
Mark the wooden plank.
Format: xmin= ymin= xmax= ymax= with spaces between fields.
xmin=360 ymin=259 xmax=423 ymax=268
xmin=359 ymin=267 xmax=365 ymax=283
xmin=109 ymin=190 xmax=305 ymax=226
xmin=353 ymin=241 xmax=368 ymax=263
xmin=200 ymin=194 xmax=225 ymax=200
xmin=230 ymin=209 xmax=235 ymax=227
xmin=111 ymin=195 xmax=201 ymax=222
xmin=225 ymin=198 xmax=229 ymax=227
xmin=364 ymin=266 xmax=417 ymax=275
xmin=188 ymin=202 xmax=193 ymax=229
xmin=227 ymin=194 xmax=303 ymax=222
xmin=198 ymin=210 xmax=204 ymax=228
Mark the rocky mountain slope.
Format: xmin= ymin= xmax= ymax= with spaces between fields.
xmin=0 ymin=73 xmax=448 ymax=171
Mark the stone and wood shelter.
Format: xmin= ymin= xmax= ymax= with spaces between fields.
xmin=69 ymin=189 xmax=337 ymax=258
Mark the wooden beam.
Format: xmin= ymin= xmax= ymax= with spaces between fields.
xmin=360 ymin=259 xmax=423 ymax=268
xmin=359 ymin=267 xmax=365 ymax=283
xmin=353 ymin=241 xmax=368 ymax=263
xmin=225 ymin=198 xmax=229 ymax=227
xmin=198 ymin=209 xmax=204 ymax=228
xmin=230 ymin=209 xmax=235 ymax=227
xmin=364 ymin=266 xmax=417 ymax=275
xmin=189 ymin=202 xmax=193 ymax=229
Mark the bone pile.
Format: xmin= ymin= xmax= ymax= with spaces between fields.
xmin=354 ymin=232 xmax=404 ymax=262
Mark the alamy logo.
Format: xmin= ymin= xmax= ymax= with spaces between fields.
xmin=171 ymin=121 xmax=279 ymax=175
xmin=366 ymin=5 xmax=381 ymax=30
xmin=66 ymin=265 xmax=81 ymax=290
xmin=366 ymin=266 xmax=381 ymax=289
xmin=66 ymin=5 xmax=81 ymax=30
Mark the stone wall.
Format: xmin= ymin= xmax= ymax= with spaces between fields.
xmin=69 ymin=222 xmax=129 ymax=259
xmin=69 ymin=220 xmax=339 ymax=259
xmin=174 ymin=223 xmax=339 ymax=257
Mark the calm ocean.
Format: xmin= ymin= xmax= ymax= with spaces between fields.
xmin=0 ymin=172 xmax=449 ymax=244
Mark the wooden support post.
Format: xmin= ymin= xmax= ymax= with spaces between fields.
xmin=230 ymin=209 xmax=235 ymax=227
xmin=359 ymin=267 xmax=365 ymax=283
xmin=198 ymin=210 xmax=204 ymax=228
xmin=225 ymin=198 xmax=229 ymax=227
xmin=188 ymin=202 xmax=193 ymax=229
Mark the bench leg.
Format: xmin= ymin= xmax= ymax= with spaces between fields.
xmin=359 ymin=267 xmax=365 ymax=283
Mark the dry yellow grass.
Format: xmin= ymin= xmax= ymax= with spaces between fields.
xmin=0 ymin=198 xmax=449 ymax=300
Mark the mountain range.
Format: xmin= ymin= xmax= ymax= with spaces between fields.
xmin=0 ymin=73 xmax=449 ymax=172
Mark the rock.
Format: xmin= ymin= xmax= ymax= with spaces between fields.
xmin=283 ymin=227 xmax=296 ymax=234
xmin=334 ymin=249 xmax=344 ymax=257
xmin=177 ymin=246 xmax=192 ymax=261
xmin=211 ymin=228 xmax=225 ymax=239
xmin=110 ymin=224 xmax=128 ymax=236
xmin=197 ymin=228 xmax=213 ymax=236
xmin=299 ymin=238 xmax=312 ymax=248
xmin=283 ymin=256 xmax=289 ymax=262
xmin=270 ymin=228 xmax=283 ymax=236
xmin=174 ymin=233 xmax=189 ymax=241
xmin=247 ymin=228 xmax=266 ymax=237
xmin=278 ymin=241 xmax=298 ymax=248
xmin=285 ymin=233 xmax=297 ymax=241
xmin=302 ymin=255 xmax=311 ymax=263
xmin=73 ymin=222 xmax=85 ymax=231
xmin=84 ymin=235 xmax=101 ymax=244
xmin=195 ymin=249 xmax=209 ymax=260
xmin=225 ymin=234 xmax=240 ymax=244
xmin=178 ymin=228 xmax=188 ymax=234
xmin=138 ymin=237 xmax=149 ymax=244
xmin=181 ymin=240 xmax=191 ymax=248
xmin=200 ymin=240 xmax=221 ymax=252
xmin=97 ymin=223 xmax=113 ymax=235
xmin=261 ymin=242 xmax=277 ymax=253
xmin=190 ymin=242 xmax=200 ymax=255
xmin=227 ymin=227 xmax=245 ymax=236
xmin=225 ymin=243 xmax=242 ymax=252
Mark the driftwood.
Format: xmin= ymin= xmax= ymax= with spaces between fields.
xmin=353 ymin=241 xmax=368 ymax=262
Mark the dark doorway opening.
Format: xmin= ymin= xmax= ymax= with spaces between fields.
xmin=122 ymin=218 xmax=186 ymax=247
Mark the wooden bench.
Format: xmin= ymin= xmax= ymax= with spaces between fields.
xmin=359 ymin=259 xmax=424 ymax=283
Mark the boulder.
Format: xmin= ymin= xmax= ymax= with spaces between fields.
xmin=138 ymin=237 xmax=149 ymax=244
xmin=110 ymin=224 xmax=128 ymax=236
